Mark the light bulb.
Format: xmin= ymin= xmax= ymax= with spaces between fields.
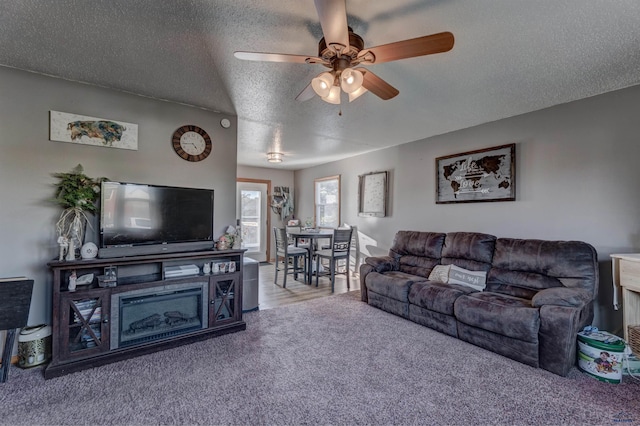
xmin=311 ymin=72 xmax=334 ymax=98
xmin=340 ymin=68 xmax=364 ymax=94
xmin=322 ymin=85 xmax=341 ymax=105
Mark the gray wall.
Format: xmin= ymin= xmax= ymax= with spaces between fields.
xmin=294 ymin=85 xmax=640 ymax=334
xmin=237 ymin=165 xmax=295 ymax=261
xmin=0 ymin=67 xmax=238 ymax=337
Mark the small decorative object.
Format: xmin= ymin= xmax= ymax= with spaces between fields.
xmin=229 ymin=262 xmax=236 ymax=273
xmin=304 ymin=217 xmax=313 ymax=229
xmin=68 ymin=270 xmax=77 ymax=292
xmin=51 ymin=164 xmax=107 ymax=259
xmin=81 ymin=242 xmax=98 ymax=259
xmin=435 ymin=143 xmax=516 ymax=203
xmin=358 ymin=171 xmax=389 ymax=217
xmin=50 ymin=111 xmax=138 ymax=150
xmin=172 ymin=125 xmax=212 ymax=162
xmin=203 ymin=263 xmax=211 ymax=274
xmin=217 ymin=236 xmax=230 ymax=250
xmin=270 ymin=186 xmax=293 ymax=221
xmin=66 ymin=240 xmax=76 ymax=261
xmin=211 ymin=262 xmax=220 ymax=273
xmin=57 ymin=236 xmax=69 ymax=261
xmin=76 ymin=273 xmax=94 ymax=286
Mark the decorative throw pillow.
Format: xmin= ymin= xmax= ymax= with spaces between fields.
xmin=428 ymin=265 xmax=451 ymax=283
xmin=447 ymin=265 xmax=487 ymax=291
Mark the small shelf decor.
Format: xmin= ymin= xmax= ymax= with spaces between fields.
xmin=51 ymin=164 xmax=107 ymax=260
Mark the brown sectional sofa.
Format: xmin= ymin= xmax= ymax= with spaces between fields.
xmin=360 ymin=231 xmax=599 ymax=376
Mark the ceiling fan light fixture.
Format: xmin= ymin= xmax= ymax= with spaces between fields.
xmin=348 ymin=85 xmax=368 ymax=102
xmin=322 ymin=85 xmax=341 ymax=104
xmin=340 ymin=68 xmax=364 ymax=93
xmin=266 ymin=152 xmax=283 ymax=163
xmin=311 ymin=71 xmax=334 ymax=98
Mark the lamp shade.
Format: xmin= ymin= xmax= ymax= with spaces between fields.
xmin=340 ymin=68 xmax=364 ymax=94
xmin=322 ymin=85 xmax=341 ymax=104
xmin=267 ymin=152 xmax=283 ymax=163
xmin=311 ymin=72 xmax=334 ymax=98
xmin=348 ymin=85 xmax=368 ymax=102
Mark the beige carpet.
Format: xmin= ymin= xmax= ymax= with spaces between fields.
xmin=1 ymin=291 xmax=638 ymax=425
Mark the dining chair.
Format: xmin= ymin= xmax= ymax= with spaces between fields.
xmin=347 ymin=225 xmax=361 ymax=277
xmin=320 ymin=225 xmax=360 ymax=277
xmin=285 ymin=225 xmax=310 ymax=250
xmin=314 ymin=228 xmax=353 ymax=292
xmin=273 ymin=227 xmax=308 ymax=288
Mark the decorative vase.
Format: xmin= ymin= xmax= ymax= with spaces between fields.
xmin=57 ymin=207 xmax=87 ymax=259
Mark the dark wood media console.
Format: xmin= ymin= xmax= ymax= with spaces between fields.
xmin=46 ymin=249 xmax=246 ymax=379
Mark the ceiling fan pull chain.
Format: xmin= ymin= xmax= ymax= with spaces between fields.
xmin=338 ymin=108 xmax=342 ymax=116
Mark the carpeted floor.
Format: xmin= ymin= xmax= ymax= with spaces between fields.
xmin=1 ymin=291 xmax=639 ymax=425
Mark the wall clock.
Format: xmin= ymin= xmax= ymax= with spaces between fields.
xmin=172 ymin=125 xmax=212 ymax=162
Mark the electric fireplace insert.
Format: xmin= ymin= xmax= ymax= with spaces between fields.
xmin=110 ymin=282 xmax=208 ymax=350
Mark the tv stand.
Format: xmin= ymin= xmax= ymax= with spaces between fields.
xmin=46 ymin=249 xmax=246 ymax=379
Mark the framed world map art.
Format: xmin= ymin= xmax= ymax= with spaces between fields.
xmin=435 ymin=143 xmax=515 ymax=204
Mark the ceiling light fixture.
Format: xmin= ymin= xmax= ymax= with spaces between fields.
xmin=267 ymin=152 xmax=283 ymax=163
xmin=311 ymin=66 xmax=365 ymax=105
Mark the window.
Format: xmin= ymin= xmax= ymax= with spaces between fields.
xmin=314 ymin=175 xmax=340 ymax=228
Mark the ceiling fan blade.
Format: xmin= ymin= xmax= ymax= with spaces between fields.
xmin=314 ymin=0 xmax=349 ymax=51
xmin=295 ymin=82 xmax=316 ymax=102
xmin=234 ymin=51 xmax=325 ymax=64
xmin=359 ymin=32 xmax=454 ymax=64
xmin=356 ymin=68 xmax=399 ymax=100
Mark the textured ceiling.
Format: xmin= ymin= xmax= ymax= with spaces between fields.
xmin=1 ymin=1 xmax=640 ymax=170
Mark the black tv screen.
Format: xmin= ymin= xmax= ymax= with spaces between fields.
xmin=99 ymin=181 xmax=214 ymax=258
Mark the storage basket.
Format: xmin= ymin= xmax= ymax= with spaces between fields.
xmin=629 ymin=325 xmax=640 ymax=357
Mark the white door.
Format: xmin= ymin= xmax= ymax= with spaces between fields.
xmin=237 ymin=181 xmax=268 ymax=262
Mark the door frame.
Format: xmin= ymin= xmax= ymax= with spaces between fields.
xmin=237 ymin=178 xmax=271 ymax=262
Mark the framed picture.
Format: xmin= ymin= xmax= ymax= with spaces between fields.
xmin=49 ymin=111 xmax=138 ymax=150
xmin=436 ymin=143 xmax=515 ymax=204
xmin=358 ymin=171 xmax=388 ymax=217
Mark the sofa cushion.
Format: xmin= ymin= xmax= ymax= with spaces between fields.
xmin=389 ymin=231 xmax=446 ymax=277
xmin=441 ymin=232 xmax=496 ymax=272
xmin=365 ymin=271 xmax=426 ymax=302
xmin=488 ymin=238 xmax=599 ymax=299
xmin=531 ymin=287 xmax=593 ymax=308
xmin=409 ymin=281 xmax=475 ymax=315
xmin=454 ymin=292 xmax=540 ymax=342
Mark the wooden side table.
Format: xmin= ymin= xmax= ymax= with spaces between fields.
xmin=0 ymin=278 xmax=34 ymax=383
xmin=611 ymin=254 xmax=640 ymax=342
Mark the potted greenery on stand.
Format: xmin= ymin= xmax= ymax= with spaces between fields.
xmin=52 ymin=164 xmax=107 ymax=260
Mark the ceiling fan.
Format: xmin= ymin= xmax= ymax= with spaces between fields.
xmin=234 ymin=0 xmax=454 ymax=104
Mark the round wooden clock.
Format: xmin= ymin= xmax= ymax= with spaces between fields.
xmin=172 ymin=125 xmax=212 ymax=162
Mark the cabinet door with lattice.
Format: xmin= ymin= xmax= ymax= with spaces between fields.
xmin=209 ymin=273 xmax=240 ymax=326
xmin=59 ymin=289 xmax=110 ymax=361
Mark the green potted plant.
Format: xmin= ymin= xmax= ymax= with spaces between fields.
xmin=52 ymin=164 xmax=107 ymax=260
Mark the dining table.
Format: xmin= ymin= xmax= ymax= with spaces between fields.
xmin=287 ymin=228 xmax=334 ymax=285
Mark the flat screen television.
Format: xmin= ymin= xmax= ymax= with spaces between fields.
xmin=98 ymin=181 xmax=214 ymax=258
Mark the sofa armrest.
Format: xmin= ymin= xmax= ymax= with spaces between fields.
xmin=364 ymin=256 xmax=396 ymax=273
xmin=531 ymin=287 xmax=592 ymax=309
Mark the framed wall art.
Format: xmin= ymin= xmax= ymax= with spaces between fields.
xmin=49 ymin=111 xmax=138 ymax=150
xmin=358 ymin=171 xmax=388 ymax=217
xmin=435 ymin=143 xmax=515 ymax=204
